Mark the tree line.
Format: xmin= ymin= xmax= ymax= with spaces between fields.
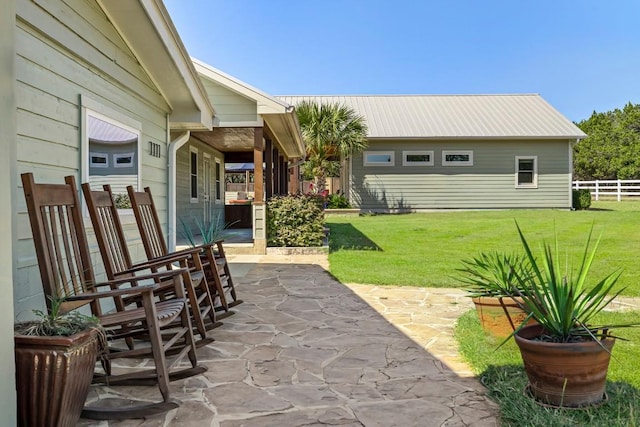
xmin=574 ymin=102 xmax=640 ymax=180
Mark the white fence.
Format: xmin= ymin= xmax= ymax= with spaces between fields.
xmin=573 ymin=179 xmax=640 ymax=201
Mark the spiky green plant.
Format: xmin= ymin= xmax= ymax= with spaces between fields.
xmin=179 ymin=209 xmax=238 ymax=247
xmin=510 ymin=221 xmax=638 ymax=343
xmin=458 ymin=251 xmax=533 ymax=297
xmin=15 ymin=296 xmax=102 ymax=337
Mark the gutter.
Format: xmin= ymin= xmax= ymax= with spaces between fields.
xmin=167 ymin=129 xmax=191 ymax=252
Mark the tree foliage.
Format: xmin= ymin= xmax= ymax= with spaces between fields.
xmin=296 ymin=101 xmax=368 ymax=192
xmin=574 ymin=103 xmax=640 ymax=180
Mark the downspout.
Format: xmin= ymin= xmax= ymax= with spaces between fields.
xmin=569 ymin=138 xmax=579 ymax=209
xmin=168 ymin=130 xmax=191 ymax=252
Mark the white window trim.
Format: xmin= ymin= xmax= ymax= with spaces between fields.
xmin=113 ymin=152 xmax=135 ymax=168
xmin=190 ymin=146 xmax=198 ymax=203
xmin=515 ymin=156 xmax=538 ymax=188
xmin=89 ymin=152 xmax=109 ymax=168
xmin=442 ymin=150 xmax=473 ymax=166
xmin=363 ymin=151 xmax=395 ymax=166
xmin=402 ymin=150 xmax=434 ymax=166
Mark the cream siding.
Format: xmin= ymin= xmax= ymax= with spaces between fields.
xmin=351 ymin=140 xmax=572 ymax=210
xmin=14 ymin=0 xmax=172 ymax=316
xmin=202 ymin=80 xmax=258 ymax=123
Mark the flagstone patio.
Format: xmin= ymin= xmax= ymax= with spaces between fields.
xmin=79 ymin=254 xmax=499 ymax=426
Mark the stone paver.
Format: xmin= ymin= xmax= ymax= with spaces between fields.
xmin=79 ymin=254 xmax=499 ymax=427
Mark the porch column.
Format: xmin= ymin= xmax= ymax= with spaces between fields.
xmin=265 ymin=137 xmax=273 ymax=199
xmin=253 ymin=127 xmax=266 ymax=254
xmin=289 ymin=161 xmax=300 ymax=194
xmin=253 ymin=127 xmax=264 ymax=203
xmin=279 ymin=155 xmax=287 ymax=194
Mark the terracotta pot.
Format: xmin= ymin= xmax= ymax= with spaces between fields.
xmin=515 ymin=324 xmax=614 ymax=407
xmin=15 ymin=328 xmax=99 ymax=427
xmin=471 ymin=296 xmax=532 ymax=338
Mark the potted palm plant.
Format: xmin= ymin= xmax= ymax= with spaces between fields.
xmin=14 ymin=297 xmax=105 ymax=426
xmin=508 ymin=222 xmax=639 ymax=408
xmin=458 ymin=251 xmax=534 ymax=337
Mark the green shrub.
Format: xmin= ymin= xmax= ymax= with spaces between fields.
xmin=326 ymin=194 xmax=351 ymax=209
xmin=267 ymin=195 xmax=325 ymax=247
xmin=113 ymin=193 xmax=131 ymax=209
xmin=572 ymin=189 xmax=592 ymax=210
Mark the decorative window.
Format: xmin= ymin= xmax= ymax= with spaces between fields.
xmin=516 ymin=156 xmax=538 ymax=188
xmin=364 ymin=151 xmax=395 ymax=166
xmin=190 ymin=148 xmax=198 ymax=202
xmin=402 ymin=150 xmax=434 ymax=166
xmin=82 ymin=96 xmax=141 ymax=197
xmin=114 ymin=153 xmax=134 ymax=168
xmin=215 ymin=160 xmax=222 ymax=201
xmin=442 ymin=150 xmax=473 ymax=166
xmin=89 ymin=152 xmax=108 ymax=168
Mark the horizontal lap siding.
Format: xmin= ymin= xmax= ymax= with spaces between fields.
xmin=351 ymin=140 xmax=571 ymax=210
xmin=15 ymin=0 xmax=171 ymax=314
xmin=202 ymin=80 xmax=258 ymax=122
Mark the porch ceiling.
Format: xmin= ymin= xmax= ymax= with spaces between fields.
xmin=191 ymin=128 xmax=255 ymax=153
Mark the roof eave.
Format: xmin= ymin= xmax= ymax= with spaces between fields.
xmin=97 ymin=0 xmax=213 ymax=131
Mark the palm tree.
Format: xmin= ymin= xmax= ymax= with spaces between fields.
xmin=296 ymin=100 xmax=368 ymax=193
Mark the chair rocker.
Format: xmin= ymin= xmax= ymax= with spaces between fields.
xmin=22 ymin=173 xmax=206 ymax=420
xmin=82 ymin=183 xmax=218 ymax=343
xmin=127 ymin=185 xmax=242 ymax=318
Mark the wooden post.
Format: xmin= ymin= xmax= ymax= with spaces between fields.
xmin=265 ymin=137 xmax=273 ymax=200
xmin=253 ymin=128 xmax=264 ymax=203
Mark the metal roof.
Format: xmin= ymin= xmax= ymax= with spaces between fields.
xmin=277 ymin=94 xmax=586 ymax=140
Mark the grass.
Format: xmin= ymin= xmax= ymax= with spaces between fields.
xmin=455 ymin=309 xmax=640 ymax=426
xmin=327 ymin=201 xmax=640 ymax=296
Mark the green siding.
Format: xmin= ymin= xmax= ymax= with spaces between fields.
xmin=202 ymin=80 xmax=258 ymax=123
xmin=351 ymin=140 xmax=572 ymax=210
xmin=14 ymin=0 xmax=172 ymax=316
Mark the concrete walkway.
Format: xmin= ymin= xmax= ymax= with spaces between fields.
xmin=80 ymin=254 xmax=499 ymax=427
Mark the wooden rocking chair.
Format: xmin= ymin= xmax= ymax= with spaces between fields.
xmin=81 ymin=182 xmax=218 ymax=341
xmin=21 ymin=173 xmax=206 ymax=420
xmin=127 ymin=185 xmax=241 ymax=315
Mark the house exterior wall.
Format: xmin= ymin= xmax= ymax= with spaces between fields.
xmin=201 ymin=79 xmax=258 ymax=123
xmin=14 ymin=0 xmax=173 ymax=316
xmin=176 ymin=138 xmax=225 ymax=240
xmin=350 ymin=139 xmax=573 ymax=211
xmin=1 ymin=0 xmax=17 ymax=422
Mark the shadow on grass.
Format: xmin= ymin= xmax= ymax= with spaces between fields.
xmin=328 ymin=223 xmax=381 ymax=252
xmin=480 ymin=364 xmax=640 ymax=427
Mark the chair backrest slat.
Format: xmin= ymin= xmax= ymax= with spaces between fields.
xmin=21 ymin=173 xmax=98 ymax=314
xmin=127 ymin=186 xmax=169 ymax=260
xmin=82 ymin=184 xmax=133 ymax=280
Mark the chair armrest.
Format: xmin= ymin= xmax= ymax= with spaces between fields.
xmin=115 ymin=255 xmax=192 ymax=276
xmin=93 ymin=268 xmax=189 ymax=288
xmin=67 ymin=283 xmax=160 ymax=300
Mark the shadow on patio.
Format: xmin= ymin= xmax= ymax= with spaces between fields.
xmin=79 ymin=255 xmax=498 ymax=426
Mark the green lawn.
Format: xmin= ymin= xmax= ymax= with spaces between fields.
xmin=327 ymin=201 xmax=640 ymax=296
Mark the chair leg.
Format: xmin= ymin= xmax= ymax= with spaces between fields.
xmin=142 ymin=293 xmax=172 ymax=402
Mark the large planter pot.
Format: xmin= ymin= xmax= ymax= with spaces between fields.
xmin=514 ymin=324 xmax=615 ymax=408
xmin=15 ymin=328 xmax=99 ymax=427
xmin=471 ymin=296 xmax=532 ymax=338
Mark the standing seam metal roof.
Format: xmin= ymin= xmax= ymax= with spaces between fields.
xmin=277 ymin=94 xmax=586 ymax=139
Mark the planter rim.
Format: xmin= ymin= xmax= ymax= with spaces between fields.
xmin=14 ymin=327 xmax=99 ymax=347
xmin=515 ymin=323 xmax=615 ymax=348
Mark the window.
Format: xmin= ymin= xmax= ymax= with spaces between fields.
xmin=442 ymin=150 xmax=473 ymax=166
xmin=402 ymin=150 xmax=434 ymax=166
xmin=190 ymin=149 xmax=198 ymax=202
xmin=364 ymin=151 xmax=395 ymax=166
xmin=516 ymin=156 xmax=537 ymax=188
xmin=89 ymin=152 xmax=108 ymax=168
xmin=82 ymin=96 xmax=141 ymax=197
xmin=114 ymin=153 xmax=134 ymax=168
xmin=215 ymin=160 xmax=221 ymax=201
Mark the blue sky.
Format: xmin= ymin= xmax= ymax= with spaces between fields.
xmin=164 ymin=1 xmax=640 ymax=122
